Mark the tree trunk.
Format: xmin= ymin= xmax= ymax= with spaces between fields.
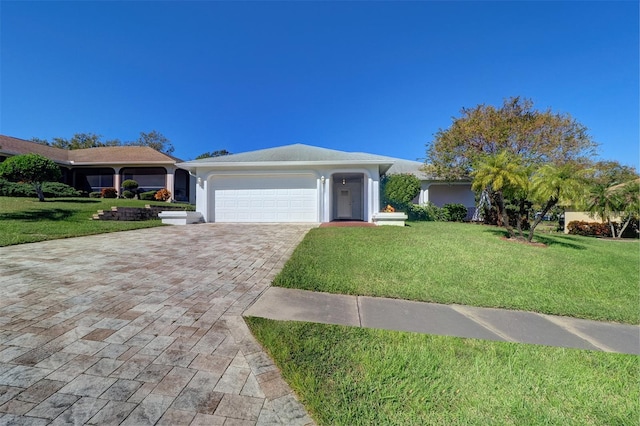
xmin=516 ymin=198 xmax=528 ymax=239
xmin=618 ymin=214 xmax=632 ymax=238
xmin=607 ymin=218 xmax=617 ymax=238
xmin=34 ymin=183 xmax=45 ymax=202
xmin=528 ymin=198 xmax=557 ymax=242
xmin=496 ymin=191 xmax=516 ymax=238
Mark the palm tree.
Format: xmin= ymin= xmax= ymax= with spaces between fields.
xmin=472 ymin=151 xmax=528 ymax=238
xmin=588 ymin=179 xmax=640 ymax=238
xmin=528 ymin=163 xmax=589 ymax=242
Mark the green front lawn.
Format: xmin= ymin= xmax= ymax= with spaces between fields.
xmin=0 ymin=196 xmax=174 ymax=246
xmin=274 ymin=221 xmax=639 ymax=324
xmin=247 ymin=318 xmax=638 ymax=426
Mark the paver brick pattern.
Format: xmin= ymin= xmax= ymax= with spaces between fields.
xmin=0 ymin=224 xmax=316 ymax=425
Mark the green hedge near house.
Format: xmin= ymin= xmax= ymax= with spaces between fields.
xmin=0 ymin=178 xmax=81 ymax=198
xmin=139 ymin=190 xmax=157 ymax=201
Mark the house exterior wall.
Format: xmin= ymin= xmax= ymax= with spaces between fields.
xmin=418 ymin=182 xmax=475 ymax=207
xmin=562 ymin=211 xmax=621 ymax=234
xmin=192 ymin=165 xmax=381 ymax=223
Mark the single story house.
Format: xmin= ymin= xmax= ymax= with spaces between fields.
xmin=177 ymin=143 xmax=475 ymax=223
xmin=0 ymin=135 xmax=194 ymax=202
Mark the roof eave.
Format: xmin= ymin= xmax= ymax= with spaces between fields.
xmin=177 ymin=160 xmax=394 ymax=169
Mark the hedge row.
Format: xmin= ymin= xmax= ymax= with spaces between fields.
xmin=567 ymin=220 xmax=639 ymax=238
xmin=0 ymin=179 xmax=81 ymax=198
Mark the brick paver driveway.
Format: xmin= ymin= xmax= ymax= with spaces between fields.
xmin=0 ymin=224 xmax=315 ymax=425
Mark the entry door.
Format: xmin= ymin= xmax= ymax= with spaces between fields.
xmin=337 ymin=189 xmax=352 ymax=218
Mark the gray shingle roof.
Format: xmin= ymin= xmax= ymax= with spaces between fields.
xmin=179 ymin=143 xmax=442 ymax=179
xmin=385 ymin=158 xmax=433 ymax=180
xmin=186 ymin=143 xmax=395 ymax=163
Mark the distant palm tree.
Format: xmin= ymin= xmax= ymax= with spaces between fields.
xmin=529 ymin=163 xmax=589 ymax=242
xmin=588 ymin=179 xmax=640 ymax=238
xmin=472 ymin=151 xmax=528 ymax=238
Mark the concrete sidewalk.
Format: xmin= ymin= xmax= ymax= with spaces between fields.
xmin=244 ymin=287 xmax=640 ymax=355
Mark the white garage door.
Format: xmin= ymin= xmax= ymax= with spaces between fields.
xmin=212 ymin=175 xmax=318 ymax=223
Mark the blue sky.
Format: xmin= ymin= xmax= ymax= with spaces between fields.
xmin=1 ymin=1 xmax=638 ymax=169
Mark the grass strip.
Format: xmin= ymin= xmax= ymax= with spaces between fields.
xmin=247 ymin=317 xmax=639 ymax=426
xmin=273 ymin=221 xmax=639 ymax=323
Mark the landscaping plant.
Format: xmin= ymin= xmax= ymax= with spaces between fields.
xmin=0 ymin=153 xmax=62 ymax=201
xmin=381 ymin=173 xmax=421 ymax=211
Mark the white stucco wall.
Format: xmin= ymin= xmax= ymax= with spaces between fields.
xmin=190 ymin=165 xmax=382 ymax=223
xmin=418 ymin=182 xmax=475 ymax=207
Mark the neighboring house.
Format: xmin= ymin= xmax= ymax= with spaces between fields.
xmin=0 ymin=135 xmax=194 ymax=202
xmin=177 ymin=143 xmax=475 ymax=223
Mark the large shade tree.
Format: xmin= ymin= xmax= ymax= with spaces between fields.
xmin=0 ymin=153 xmax=62 ymax=201
xmin=33 ymin=130 xmax=174 ymax=154
xmin=428 ymin=97 xmax=598 ymax=241
xmin=426 ymin=97 xmax=597 ymax=179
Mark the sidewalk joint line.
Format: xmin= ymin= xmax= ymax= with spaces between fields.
xmin=539 ymin=314 xmax=616 ymax=353
xmin=449 ymin=305 xmax=515 ymax=342
xmin=356 ymin=296 xmax=363 ymax=327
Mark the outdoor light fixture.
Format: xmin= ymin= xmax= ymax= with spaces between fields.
xmin=342 ymin=178 xmax=346 ymax=185
xmin=321 ymin=176 xmax=325 ymax=184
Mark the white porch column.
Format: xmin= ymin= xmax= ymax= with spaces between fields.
xmin=422 ymin=183 xmax=431 ymax=204
xmin=324 ymin=176 xmax=332 ymax=222
xmin=165 ymin=167 xmax=175 ymax=201
xmin=113 ymin=167 xmax=121 ymax=196
xmin=196 ymin=175 xmax=208 ymax=222
xmin=369 ymin=177 xmax=379 ymax=222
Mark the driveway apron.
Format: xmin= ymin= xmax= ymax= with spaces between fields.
xmin=0 ymin=224 xmax=316 ymax=425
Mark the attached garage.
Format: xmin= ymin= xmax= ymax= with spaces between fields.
xmin=178 ymin=144 xmax=393 ymax=223
xmin=211 ymin=174 xmax=319 ymax=223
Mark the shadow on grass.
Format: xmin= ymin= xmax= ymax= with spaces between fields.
xmin=47 ymin=198 xmax=101 ymax=204
xmin=0 ymin=209 xmax=75 ymax=221
xmin=483 ymin=228 xmax=587 ymax=250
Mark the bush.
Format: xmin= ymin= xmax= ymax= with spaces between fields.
xmin=89 ymin=191 xmax=102 ymax=198
xmin=408 ymin=203 xmax=447 ymax=221
xmin=442 ymin=203 xmax=468 ymax=222
xmin=122 ymin=179 xmax=139 ymax=191
xmin=121 ymin=190 xmax=134 ymax=199
xmin=0 ymin=179 xmax=80 ymax=198
xmin=101 ymin=187 xmax=118 ymax=199
xmin=567 ymin=221 xmax=612 ymax=237
xmin=0 ymin=178 xmax=35 ymax=197
xmin=155 ymin=188 xmax=171 ymax=201
xmin=41 ymin=182 xmax=81 ymax=197
xmin=139 ymin=190 xmax=157 ymax=201
xmin=382 ymin=174 xmax=421 ymax=210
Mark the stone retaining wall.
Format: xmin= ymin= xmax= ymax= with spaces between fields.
xmin=92 ymin=205 xmax=189 ymax=221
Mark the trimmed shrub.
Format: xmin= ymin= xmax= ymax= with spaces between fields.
xmin=89 ymin=191 xmax=102 ymax=198
xmin=567 ymin=221 xmax=612 ymax=237
xmin=442 ymin=203 xmax=468 ymax=222
xmin=41 ymin=182 xmax=81 ymax=197
xmin=101 ymin=187 xmax=118 ymax=199
xmin=381 ymin=174 xmax=421 ymax=210
xmin=408 ymin=202 xmax=447 ymax=221
xmin=122 ymin=179 xmax=139 ymax=191
xmin=155 ymin=188 xmax=171 ymax=201
xmin=122 ymin=190 xmax=135 ymax=199
xmin=0 ymin=178 xmax=35 ymax=197
xmin=0 ymin=179 xmax=80 ymax=198
xmin=139 ymin=190 xmax=157 ymax=201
